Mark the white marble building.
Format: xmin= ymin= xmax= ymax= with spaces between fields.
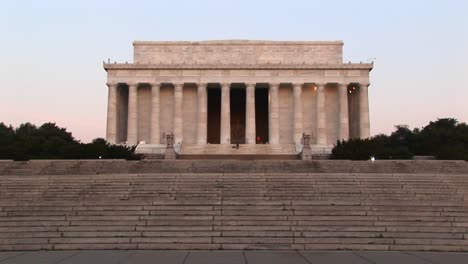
xmin=104 ymin=40 xmax=373 ymax=156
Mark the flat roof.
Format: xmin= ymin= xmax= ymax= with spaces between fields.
xmin=133 ymin=40 xmax=344 ymax=46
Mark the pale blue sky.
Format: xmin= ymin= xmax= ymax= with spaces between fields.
xmin=1 ymin=0 xmax=467 ymax=142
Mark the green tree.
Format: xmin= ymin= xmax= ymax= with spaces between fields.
xmin=0 ymin=123 xmax=15 ymax=159
xmin=0 ymin=122 xmax=140 ymax=160
xmin=331 ymin=118 xmax=466 ymax=160
xmin=416 ymin=118 xmax=467 ymax=159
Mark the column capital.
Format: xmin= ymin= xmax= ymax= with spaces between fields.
xmin=173 ymin=83 xmax=184 ymax=88
xmin=106 ymin=82 xmax=118 ymax=88
xmin=197 ymin=82 xmax=208 ymax=87
xmin=292 ymin=83 xmax=303 ymax=88
xmin=245 ymin=83 xmax=256 ymax=88
xmin=316 ymin=83 xmax=327 ymax=88
xmin=269 ymin=83 xmax=280 ymax=88
xmin=149 ymin=82 xmax=161 ymax=88
xmin=127 ymin=82 xmax=138 ymax=88
xmin=339 ymin=83 xmax=349 ymax=88
xmin=360 ymin=83 xmax=370 ymax=88
xmin=220 ymin=83 xmax=231 ymax=88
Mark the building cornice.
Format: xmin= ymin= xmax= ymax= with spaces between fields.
xmin=103 ymin=63 xmax=373 ymax=71
xmin=133 ymin=40 xmax=344 ymax=46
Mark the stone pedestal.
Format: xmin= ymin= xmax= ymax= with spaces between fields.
xmin=300 ymin=134 xmax=312 ymax=160
xmin=301 ymin=147 xmax=312 ymax=160
xmin=164 ymin=134 xmax=177 ymax=160
xmin=164 ymin=147 xmax=177 ymax=160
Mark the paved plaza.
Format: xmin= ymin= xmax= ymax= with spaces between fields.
xmin=1 ymin=250 xmax=468 ymax=264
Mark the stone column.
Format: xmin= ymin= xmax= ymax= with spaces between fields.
xmin=106 ymin=83 xmax=118 ymax=144
xmin=220 ymin=83 xmax=231 ymax=144
xmin=293 ymin=83 xmax=303 ymax=144
xmin=149 ymin=82 xmax=161 ymax=144
xmin=269 ymin=83 xmax=279 ymax=144
xmin=316 ymin=83 xmax=327 ymax=145
xmin=339 ymin=83 xmax=349 ymax=140
xmin=245 ymin=83 xmax=256 ymax=144
xmin=359 ymin=83 xmax=370 ymax=138
xmin=126 ymin=83 xmax=138 ymax=145
xmin=197 ymin=83 xmax=208 ymax=144
xmin=173 ymin=83 xmax=183 ymax=144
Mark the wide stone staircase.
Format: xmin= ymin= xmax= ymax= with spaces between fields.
xmin=0 ymin=160 xmax=468 ymax=251
xmin=178 ymin=144 xmax=298 ymax=159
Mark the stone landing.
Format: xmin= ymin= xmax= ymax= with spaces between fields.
xmin=136 ymin=144 xmax=333 ymax=160
xmin=179 ymin=144 xmax=299 ymax=160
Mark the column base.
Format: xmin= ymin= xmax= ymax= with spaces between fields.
xmin=296 ymin=144 xmax=333 ymax=155
xmin=136 ymin=144 xmax=166 ymax=154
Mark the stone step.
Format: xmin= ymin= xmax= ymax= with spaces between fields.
xmin=2 ymin=166 xmax=468 ymax=251
xmin=2 ymin=160 xmax=467 ymax=175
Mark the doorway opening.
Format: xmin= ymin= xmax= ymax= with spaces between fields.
xmin=230 ymin=88 xmax=246 ymax=144
xmin=207 ymin=87 xmax=221 ymax=144
xmin=255 ymin=88 xmax=269 ymax=144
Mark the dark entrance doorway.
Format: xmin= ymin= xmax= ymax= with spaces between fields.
xmin=230 ymin=88 xmax=246 ymax=144
xmin=255 ymin=88 xmax=269 ymax=144
xmin=207 ymin=87 xmax=221 ymax=144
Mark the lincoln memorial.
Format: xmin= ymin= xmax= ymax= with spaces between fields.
xmin=104 ymin=40 xmax=373 ymax=157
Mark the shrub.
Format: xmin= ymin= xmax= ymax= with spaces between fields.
xmin=0 ymin=122 xmax=140 ymax=161
xmin=331 ymin=135 xmax=414 ymax=160
xmin=331 ymin=118 xmax=467 ymax=160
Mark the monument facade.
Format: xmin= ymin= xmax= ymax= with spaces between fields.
xmin=104 ymin=40 xmax=373 ymax=155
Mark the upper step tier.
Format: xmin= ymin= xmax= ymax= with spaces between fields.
xmin=181 ymin=144 xmax=297 ymax=155
xmin=133 ymin=40 xmax=344 ymax=65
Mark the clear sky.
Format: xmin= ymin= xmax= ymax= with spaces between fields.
xmin=1 ymin=0 xmax=467 ymax=142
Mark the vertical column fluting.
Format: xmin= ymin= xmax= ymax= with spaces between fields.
xmin=293 ymin=83 xmax=303 ymax=144
xmin=316 ymin=83 xmax=327 ymax=145
xmin=126 ymin=83 xmax=138 ymax=145
xmin=106 ymin=83 xmax=118 ymax=144
xmin=220 ymin=83 xmax=231 ymax=144
xmin=339 ymin=83 xmax=350 ymax=141
xmin=245 ymin=83 xmax=256 ymax=144
xmin=197 ymin=83 xmax=208 ymax=144
xmin=149 ymin=82 xmax=161 ymax=144
xmin=269 ymin=83 xmax=279 ymax=144
xmin=359 ymin=83 xmax=370 ymax=138
xmin=173 ymin=83 xmax=184 ymax=144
